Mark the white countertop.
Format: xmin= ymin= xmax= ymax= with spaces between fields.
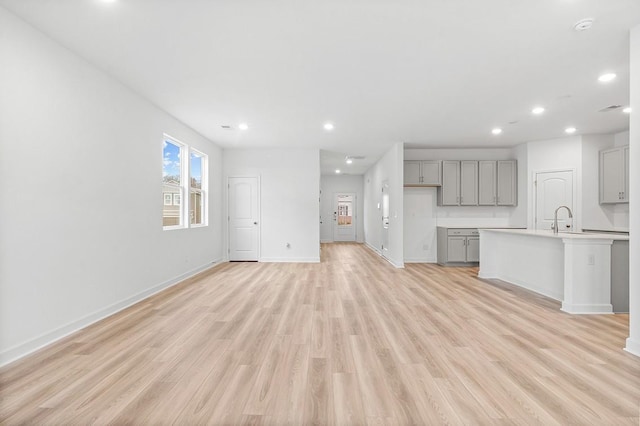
xmin=479 ymin=228 xmax=629 ymax=241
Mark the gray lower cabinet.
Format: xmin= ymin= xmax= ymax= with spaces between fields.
xmin=437 ymin=227 xmax=480 ymax=265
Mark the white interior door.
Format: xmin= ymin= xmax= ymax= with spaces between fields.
xmin=381 ymin=181 xmax=390 ymax=258
xmin=534 ymin=170 xmax=574 ymax=231
xmin=333 ymin=193 xmax=356 ymax=242
xmin=228 ymin=177 xmax=259 ymax=261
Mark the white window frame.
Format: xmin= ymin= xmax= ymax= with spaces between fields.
xmin=189 ymin=148 xmax=208 ymax=228
xmin=163 ymin=134 xmax=208 ymax=231
xmin=163 ymin=135 xmax=187 ymax=230
xmin=163 ymin=193 xmax=173 ymax=206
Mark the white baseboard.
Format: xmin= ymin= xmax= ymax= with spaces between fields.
xmin=561 ymin=303 xmax=613 ymax=315
xmin=624 ymin=337 xmax=640 ymax=358
xmin=404 ymin=259 xmax=437 ymax=264
xmin=363 ymin=242 xmax=404 ymax=268
xmin=364 ymin=242 xmax=381 ymax=255
xmin=478 ymin=272 xmax=562 ymax=301
xmin=259 ymin=257 xmax=320 ymax=263
xmin=0 ymin=259 xmax=222 ymax=368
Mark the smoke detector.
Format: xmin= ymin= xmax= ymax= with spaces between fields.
xmin=574 ymin=18 xmax=594 ymax=31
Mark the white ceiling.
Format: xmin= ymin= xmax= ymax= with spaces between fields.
xmin=2 ymin=0 xmax=639 ymax=174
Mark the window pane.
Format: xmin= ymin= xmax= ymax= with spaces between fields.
xmin=190 ymin=151 xmax=202 ymax=189
xmin=163 ymin=138 xmax=183 ymax=228
xmin=190 ymin=191 xmax=203 ymax=225
xmin=163 ymin=140 xmax=181 ymax=186
xmin=337 ymin=195 xmax=353 ymax=226
xmin=163 ymin=187 xmax=181 ymax=227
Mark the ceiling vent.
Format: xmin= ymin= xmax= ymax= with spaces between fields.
xmin=347 ymin=156 xmax=366 ymax=160
xmin=599 ymin=105 xmax=623 ymax=112
xmin=221 ymin=125 xmax=232 ymax=129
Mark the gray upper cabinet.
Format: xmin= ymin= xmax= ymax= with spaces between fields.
xmin=600 ymin=146 xmax=629 ymax=204
xmin=477 ymin=160 xmax=517 ymax=206
xmin=478 ymin=161 xmax=497 ymax=205
xmin=403 ymin=160 xmax=442 ymax=186
xmin=460 ymin=161 xmax=478 ymax=205
xmin=497 ymin=160 xmax=517 ymax=206
xmin=404 ymin=161 xmax=422 ymax=185
xmin=438 ymin=158 xmax=517 ymax=206
xmin=440 ymin=161 xmax=460 ymax=205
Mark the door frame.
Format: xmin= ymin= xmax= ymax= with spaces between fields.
xmin=333 ymin=192 xmax=357 ymax=242
xmin=381 ymin=180 xmax=390 ymax=259
xmin=531 ymin=168 xmax=577 ymax=230
xmin=226 ymin=175 xmax=261 ymax=261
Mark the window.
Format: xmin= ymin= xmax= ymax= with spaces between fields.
xmin=162 ymin=135 xmax=208 ymax=230
xmin=190 ymin=149 xmax=206 ymax=226
xmin=163 ymin=138 xmax=183 ymax=228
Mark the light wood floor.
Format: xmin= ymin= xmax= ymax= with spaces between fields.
xmin=1 ymin=243 xmax=639 ymax=425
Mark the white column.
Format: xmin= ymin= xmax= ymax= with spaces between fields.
xmin=626 ymin=25 xmax=640 ymax=356
xmin=561 ymin=239 xmax=613 ymax=314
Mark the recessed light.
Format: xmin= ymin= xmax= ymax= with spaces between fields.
xmin=532 ymin=107 xmax=545 ymax=115
xmin=623 ymin=107 xmax=632 ymax=114
xmin=346 ymin=158 xmax=353 ymax=164
xmin=324 ymin=123 xmax=334 ymax=131
xmin=238 ymin=123 xmax=249 ymax=131
xmin=335 ymin=169 xmax=341 ymax=174
xmin=491 ymin=128 xmax=502 ymax=135
xmin=598 ymin=73 xmax=616 ymax=83
xmin=565 ymin=127 xmax=577 ymax=134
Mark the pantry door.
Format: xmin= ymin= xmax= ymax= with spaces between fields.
xmin=534 ymin=170 xmax=575 ymax=231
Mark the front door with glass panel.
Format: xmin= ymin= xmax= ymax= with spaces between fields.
xmin=333 ymin=193 xmax=356 ymax=242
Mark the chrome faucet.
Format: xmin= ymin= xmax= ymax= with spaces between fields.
xmin=552 ymin=205 xmax=573 ymax=234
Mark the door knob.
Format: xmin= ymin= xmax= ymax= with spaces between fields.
xmin=253 ymin=222 xmax=258 ymax=225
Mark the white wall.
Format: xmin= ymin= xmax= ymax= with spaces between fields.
xmin=525 ymin=135 xmax=583 ymax=229
xmin=403 ymin=188 xmax=437 ymax=262
xmin=320 ymin=175 xmax=364 ymax=243
xmin=0 ymin=8 xmax=223 ymax=366
xmin=626 ymin=24 xmax=640 ymax=357
xmin=222 ymin=149 xmax=320 ymax=262
xmin=364 ymin=143 xmax=404 ymax=267
xmin=510 ymin=142 xmax=529 ymax=227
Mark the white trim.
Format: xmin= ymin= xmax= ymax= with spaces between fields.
xmin=365 ymin=241 xmax=381 ymax=255
xmin=477 ymin=272 xmax=563 ymax=301
xmin=259 ymin=257 xmax=320 ymax=263
xmin=0 ymin=259 xmax=223 ymax=368
xmin=364 ymin=242 xmax=404 ymax=268
xmin=561 ymin=302 xmax=613 ymax=315
xmin=404 ymin=259 xmax=437 ymax=263
xmin=624 ymin=338 xmax=640 ymax=358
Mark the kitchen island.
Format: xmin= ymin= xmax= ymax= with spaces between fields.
xmin=478 ymin=229 xmax=629 ymax=314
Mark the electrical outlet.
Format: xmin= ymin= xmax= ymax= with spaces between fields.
xmin=587 ymin=254 xmax=595 ymax=266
